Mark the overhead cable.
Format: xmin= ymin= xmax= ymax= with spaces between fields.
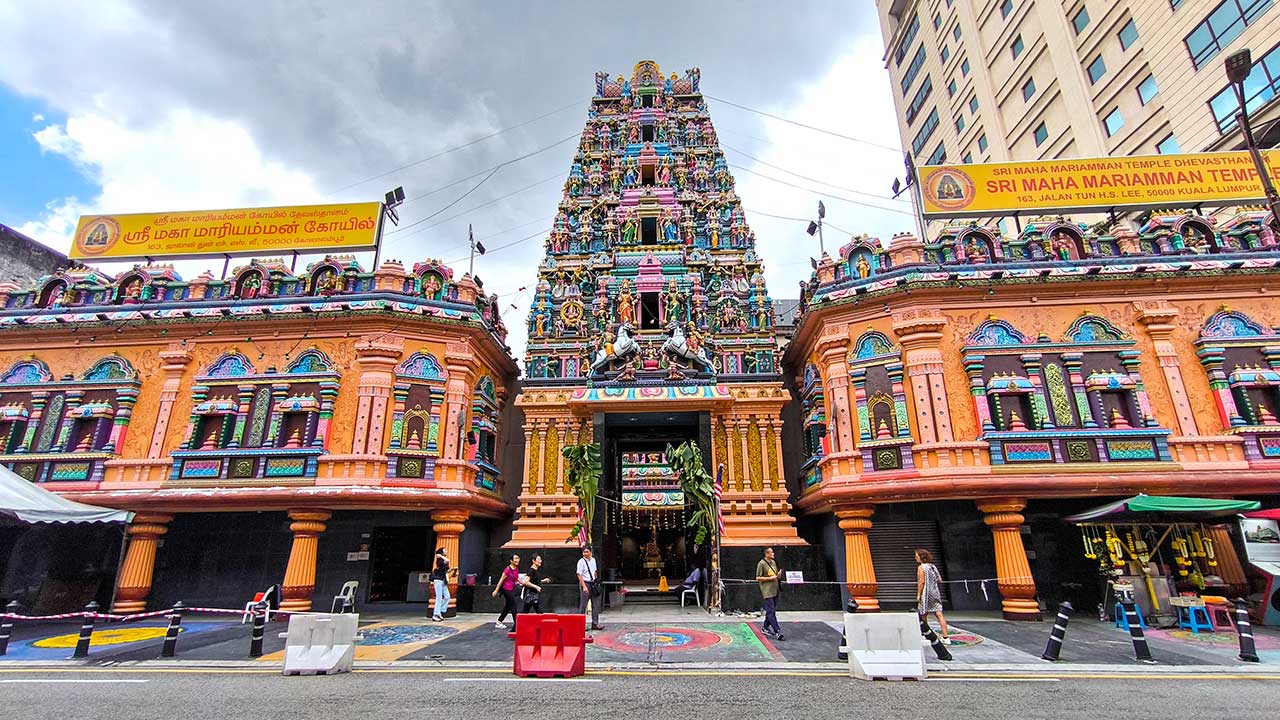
xmin=704 ymin=93 xmax=903 ymax=154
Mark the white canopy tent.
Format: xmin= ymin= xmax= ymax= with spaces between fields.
xmin=0 ymin=465 xmax=132 ymax=524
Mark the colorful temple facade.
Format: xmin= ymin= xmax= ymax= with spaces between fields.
xmin=786 ymin=209 xmax=1280 ymax=617
xmin=0 ymin=256 xmax=515 ymax=613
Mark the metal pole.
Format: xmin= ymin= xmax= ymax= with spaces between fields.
xmin=839 ymin=598 xmax=857 ymax=661
xmin=160 ymin=602 xmax=184 ymax=658
xmin=0 ymin=601 xmax=17 ymax=656
xmin=1041 ymin=601 xmax=1074 ymax=661
xmin=1120 ymin=600 xmax=1154 ymax=662
xmin=1233 ymin=597 xmax=1261 ymax=663
xmin=468 ymin=224 xmax=476 ymax=277
xmin=816 ymin=218 xmax=825 ymax=257
xmin=73 ymin=601 xmax=98 ymax=659
xmin=919 ymin=614 xmax=953 ymax=661
xmin=249 ymin=602 xmax=266 ymax=658
xmin=221 ymin=255 xmax=231 ymax=280
xmin=709 ymin=462 xmax=724 ymax=614
xmin=1233 ymin=83 xmax=1280 ymax=233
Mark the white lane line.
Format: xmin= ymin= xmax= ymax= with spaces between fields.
xmin=443 ymin=677 xmax=602 ymax=683
xmin=0 ymin=679 xmax=151 ymax=684
xmin=928 ymin=678 xmax=1059 ymax=683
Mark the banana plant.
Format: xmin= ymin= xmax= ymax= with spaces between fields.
xmin=666 ymin=440 xmax=716 ymax=546
xmin=562 ymin=442 xmax=601 ymax=544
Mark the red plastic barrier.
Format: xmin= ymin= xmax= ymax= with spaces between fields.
xmin=507 ymin=613 xmax=593 ymax=678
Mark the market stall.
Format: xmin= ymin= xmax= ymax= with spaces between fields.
xmin=1065 ymin=494 xmax=1259 ymax=625
xmin=1240 ymin=509 xmax=1280 ymax=625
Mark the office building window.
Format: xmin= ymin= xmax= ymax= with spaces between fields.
xmin=1022 ymin=78 xmax=1036 ymax=101
xmin=1001 ymin=0 xmax=1014 ymax=19
xmin=1072 ymin=7 xmax=1091 ymax=34
xmin=926 ymin=143 xmax=947 ymax=165
xmin=948 ymin=78 xmax=958 ymax=96
xmin=1137 ymin=74 xmax=1159 ymax=105
xmin=1118 ymin=19 xmax=1139 ymax=50
xmin=934 ymin=13 xmax=942 ymax=30
xmin=1012 ymin=36 xmax=1025 ymax=59
xmin=912 ymin=108 xmax=940 ymax=155
xmin=1170 ymin=0 xmax=1184 ymax=8
xmin=953 ymin=25 xmax=962 ymax=41
xmin=1104 ymin=108 xmax=1124 ymax=136
xmin=963 ymin=152 xmax=973 ymax=163
xmin=1088 ymin=55 xmax=1107 ymax=84
xmin=978 ymin=133 xmax=988 ymax=152
xmin=969 ymin=95 xmax=979 ymax=114
xmin=942 ymin=46 xmax=951 ymax=62
xmin=901 ymin=46 xmax=927 ymax=94
xmin=1185 ymin=0 xmax=1273 ymax=70
xmin=1033 ymin=122 xmax=1049 ymax=146
xmin=906 ymin=76 xmax=934 ymax=124
xmin=1207 ymin=42 xmax=1280 ymax=132
xmin=1157 ymin=134 xmax=1181 ymax=153
xmin=961 ymin=58 xmax=971 ymax=76
xmin=955 ymin=115 xmax=966 ymax=132
xmin=894 ymin=14 xmax=920 ymax=67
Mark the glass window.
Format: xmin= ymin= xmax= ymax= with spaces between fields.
xmin=934 ymin=13 xmax=942 ymax=30
xmin=961 ymin=58 xmax=971 ymax=76
xmin=906 ymin=75 xmax=934 ymax=125
xmin=1207 ymin=42 xmax=1280 ymax=132
xmin=1104 ymin=108 xmax=1124 ymax=136
xmin=1022 ymin=78 xmax=1036 ymax=100
xmin=1157 ymin=134 xmax=1181 ymax=153
xmin=1088 ymin=55 xmax=1107 ymax=84
xmin=953 ymin=25 xmax=962 ymax=41
xmin=894 ymin=14 xmax=920 ymax=67
xmin=969 ymin=96 xmax=979 ymax=114
xmin=1170 ymin=0 xmax=1183 ymax=8
xmin=1001 ymin=0 xmax=1014 ymax=19
xmin=1137 ymin=75 xmax=1158 ymax=105
xmin=1073 ymin=7 xmax=1091 ymax=34
xmin=1118 ymin=19 xmax=1139 ymax=50
xmin=942 ymin=46 xmax=951 ymax=62
xmin=1034 ymin=122 xmax=1048 ymax=146
xmin=1184 ymin=0 xmax=1273 ymax=70
xmin=978 ymin=134 xmax=988 ymax=152
xmin=1011 ymin=36 xmax=1024 ymax=59
xmin=912 ymin=108 xmax=940 ymax=155
xmin=948 ymin=78 xmax=958 ymax=96
xmin=901 ymin=46 xmax=927 ymax=94
xmin=963 ymin=152 xmax=973 ymax=164
xmin=926 ymin=143 xmax=947 ymax=165
xmin=955 ymin=115 xmax=966 ymax=132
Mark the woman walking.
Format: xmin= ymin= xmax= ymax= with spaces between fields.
xmin=520 ymin=554 xmax=551 ymax=614
xmin=915 ymin=549 xmax=951 ymax=644
xmin=492 ymin=553 xmax=521 ymax=629
xmin=430 ymin=547 xmax=452 ymax=622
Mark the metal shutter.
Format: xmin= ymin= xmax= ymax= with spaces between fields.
xmin=867 ymin=520 xmax=948 ymax=605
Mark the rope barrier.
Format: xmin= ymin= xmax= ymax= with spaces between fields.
xmin=0 ymin=606 xmax=276 ymax=623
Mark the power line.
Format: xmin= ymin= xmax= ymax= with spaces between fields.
xmin=385 ymin=166 xmax=503 ymax=235
xmin=445 ymin=226 xmax=549 ymax=265
xmin=324 ymin=100 xmax=581 ymax=196
xmin=743 ymin=206 xmax=810 ymax=222
xmin=401 ymin=132 xmax=580 ymax=204
xmin=728 ymin=163 xmax=915 ymax=216
xmin=704 ymin=93 xmax=903 ymax=154
xmin=387 ymin=172 xmax=563 ymax=241
xmin=721 ymin=141 xmax=909 ymax=204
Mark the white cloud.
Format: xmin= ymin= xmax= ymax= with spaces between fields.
xmin=31 ymin=113 xmax=44 ymax=123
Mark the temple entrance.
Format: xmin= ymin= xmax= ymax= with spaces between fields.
xmin=595 ymin=411 xmax=710 ymax=603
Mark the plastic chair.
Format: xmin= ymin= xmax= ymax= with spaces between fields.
xmin=1177 ymin=605 xmax=1214 ymax=634
xmin=242 ymin=585 xmax=278 ymax=624
xmin=1114 ymin=602 xmax=1146 ymax=631
xmin=677 ymin=569 xmax=702 ymax=610
xmin=1204 ymin=598 xmax=1234 ymax=630
xmin=331 ymin=581 xmax=359 ymax=613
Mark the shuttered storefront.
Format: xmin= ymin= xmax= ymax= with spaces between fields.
xmin=868 ymin=520 xmax=948 ymax=606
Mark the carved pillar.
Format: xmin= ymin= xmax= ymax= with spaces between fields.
xmin=1019 ymin=354 xmax=1051 ymax=429
xmin=977 ymin=498 xmax=1040 ymax=620
xmin=105 ymin=387 xmax=139 ymax=454
xmin=112 ymin=513 xmax=174 ymax=613
xmin=1061 ymin=353 xmax=1096 ymax=427
xmin=280 ymin=510 xmax=331 ymax=612
xmin=53 ymin=389 xmax=84 ymax=451
xmin=736 ymin=416 xmax=752 ymax=490
xmin=264 ymin=383 xmax=290 ymax=447
xmin=430 ymin=510 xmax=469 ymax=617
xmin=351 ymin=335 xmax=404 ymax=454
xmin=817 ymin=329 xmax=853 ymax=454
xmin=769 ymin=419 xmax=785 ymax=490
xmin=17 ymin=391 xmax=48 ymax=453
xmin=894 ymin=311 xmax=953 ymax=444
xmin=1135 ymin=303 xmax=1199 ymax=435
xmin=534 ymin=420 xmax=550 ymax=493
xmin=1118 ymin=349 xmax=1155 ymax=426
xmin=148 ymin=346 xmax=192 ymax=458
xmin=837 ymin=507 xmax=879 ymax=612
xmin=522 ymin=427 xmax=535 ymax=492
xmin=1197 ymin=346 xmax=1244 ymax=428
xmin=442 ymin=341 xmax=477 ymax=461
xmin=554 ymin=418 xmax=569 ymax=494
xmin=228 ymin=384 xmax=254 ymax=449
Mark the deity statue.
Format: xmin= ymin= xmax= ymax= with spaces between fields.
xmin=682 ymin=215 xmax=696 ymax=246
xmin=628 ymin=123 xmax=639 ymax=143
xmin=661 ymin=210 xmax=679 ymax=244
xmin=619 ymin=76 xmax=631 ymax=98
xmin=663 ymin=279 xmax=683 ymax=322
xmin=57 ymin=286 xmax=76 ymax=306
xmin=121 ymin=279 xmax=143 ymax=301
xmin=1052 ymin=231 xmax=1074 ymax=261
xmin=620 ymin=212 xmax=638 ymax=245
xmin=616 ymin=280 xmax=635 ymax=325
xmin=239 ymin=272 xmax=262 ymax=299
xmin=532 ymin=299 xmax=550 ymax=337
xmin=707 ymin=218 xmax=720 ymax=249
xmin=85 ymin=222 xmax=110 ymax=247
xmin=609 ymin=165 xmax=622 ymax=194
xmin=856 ymin=254 xmax=871 ymax=279
xmin=657 ymin=158 xmax=671 ymax=186
xmin=965 ymin=238 xmax=983 ymax=263
xmin=314 ymin=270 xmax=336 ymax=295
xmin=675 ymin=163 xmax=688 ymax=190
xmin=665 ymin=72 xmax=676 ymax=95
xmin=623 ymin=161 xmax=638 ymax=188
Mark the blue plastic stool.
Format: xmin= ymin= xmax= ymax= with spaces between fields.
xmin=1115 ymin=602 xmax=1146 ymax=630
xmin=1176 ymin=605 xmax=1213 ymax=634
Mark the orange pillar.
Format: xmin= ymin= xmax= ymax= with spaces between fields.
xmin=280 ymin=510 xmax=331 ymax=612
xmin=430 ymin=510 xmax=469 ymax=617
xmin=837 ymin=507 xmax=879 ymax=612
xmin=1208 ymin=524 xmax=1248 ymax=590
xmin=978 ymin=498 xmax=1040 ymax=620
xmin=112 ymin=513 xmax=174 ymax=613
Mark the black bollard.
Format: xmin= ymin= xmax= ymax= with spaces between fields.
xmin=1120 ymin=601 xmax=1154 ymax=662
xmin=0 ymin=600 xmax=18 ymax=656
xmin=248 ymin=602 xmax=266 ymax=658
xmin=73 ymin=601 xmax=98 ymax=659
xmin=1232 ymin=598 xmax=1260 ymax=663
xmin=838 ymin=599 xmax=857 ymax=661
xmin=1041 ymin=601 xmax=1074 ymax=662
xmin=919 ymin=615 xmax=953 ymax=661
xmin=160 ymin=602 xmax=184 ymax=658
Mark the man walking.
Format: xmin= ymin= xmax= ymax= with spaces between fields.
xmin=755 ymin=547 xmax=784 ymax=640
xmin=577 ymin=546 xmax=603 ymax=631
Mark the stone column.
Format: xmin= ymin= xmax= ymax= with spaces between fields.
xmin=894 ymin=310 xmax=952 ymax=445
xmin=147 ymin=346 xmax=192 ymax=458
xmin=351 ymin=335 xmax=403 ymax=454
xmin=112 ymin=513 xmax=174 ymax=613
xmin=837 ymin=507 xmax=879 ymax=612
xmin=977 ymin=498 xmax=1040 ymax=620
xmin=817 ymin=328 xmax=853 ymax=454
xmin=430 ymin=510 xmax=469 ymax=617
xmin=17 ymin=391 xmax=48 ymax=453
xmin=441 ymin=341 xmax=477 ymax=460
xmin=280 ymin=510 xmax=331 ymax=612
xmin=521 ymin=427 xmax=535 ymax=493
xmin=105 ymin=387 xmax=139 ymax=454
xmin=736 ymin=416 xmax=752 ymax=490
xmin=228 ymin=384 xmax=254 ymax=449
xmin=1135 ymin=302 xmax=1199 ymax=435
xmin=769 ymin=419 xmax=785 ymax=490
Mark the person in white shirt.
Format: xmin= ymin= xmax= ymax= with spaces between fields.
xmin=576 ymin=546 xmax=602 ymax=630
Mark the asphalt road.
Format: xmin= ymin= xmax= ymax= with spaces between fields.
xmin=1 ymin=671 xmax=1279 ymax=719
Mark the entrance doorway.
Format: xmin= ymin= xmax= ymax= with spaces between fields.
xmin=367 ymin=526 xmax=431 ymax=602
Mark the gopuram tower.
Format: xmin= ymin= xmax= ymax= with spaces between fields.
xmin=507 ymin=62 xmax=803 ymax=579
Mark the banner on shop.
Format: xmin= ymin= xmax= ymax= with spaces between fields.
xmin=918 ymin=150 xmax=1280 ymax=218
xmin=69 ymin=202 xmax=384 ymax=261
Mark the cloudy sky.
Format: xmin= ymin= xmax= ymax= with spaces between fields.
xmin=0 ymin=1 xmax=914 ymax=361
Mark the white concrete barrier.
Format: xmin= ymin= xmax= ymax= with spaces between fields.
xmin=842 ymin=612 xmax=926 ymax=681
xmin=283 ymin=612 xmax=358 ymax=676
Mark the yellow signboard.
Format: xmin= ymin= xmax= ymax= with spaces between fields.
xmin=70 ymin=202 xmax=384 ymax=261
xmin=919 ymin=151 xmax=1280 ymax=218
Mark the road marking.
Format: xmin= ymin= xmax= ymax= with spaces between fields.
xmin=443 ymin=677 xmax=602 ymax=683
xmin=0 ymin=679 xmax=151 ymax=684
xmin=929 ymin=678 xmax=1059 ymax=682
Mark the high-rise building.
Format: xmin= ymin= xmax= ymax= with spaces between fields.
xmin=874 ymin=0 xmax=1280 ymax=167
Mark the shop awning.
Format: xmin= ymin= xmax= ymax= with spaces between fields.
xmin=1245 ymin=508 xmax=1280 ymax=521
xmin=1064 ymin=494 xmax=1261 ymax=523
xmin=0 ymin=464 xmax=132 ymax=524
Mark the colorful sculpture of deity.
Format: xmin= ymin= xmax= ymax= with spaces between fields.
xmin=620 ymin=212 xmax=638 ymax=245
xmin=856 ymin=254 xmax=871 ymax=279
xmin=616 ymin=280 xmax=635 ymax=325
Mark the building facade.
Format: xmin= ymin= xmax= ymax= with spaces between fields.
xmin=0 ymin=223 xmax=69 ymax=287
xmin=0 ymin=256 xmax=515 ymax=614
xmin=875 ymin=0 xmax=1280 ymax=172
xmin=787 ymin=209 xmax=1279 ymax=617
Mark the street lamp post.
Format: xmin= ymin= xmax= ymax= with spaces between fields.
xmin=1225 ymin=49 xmax=1280 ymax=233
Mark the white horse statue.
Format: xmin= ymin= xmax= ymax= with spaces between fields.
xmin=590 ymin=322 xmax=640 ymax=374
xmin=662 ymin=321 xmax=714 ymax=372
